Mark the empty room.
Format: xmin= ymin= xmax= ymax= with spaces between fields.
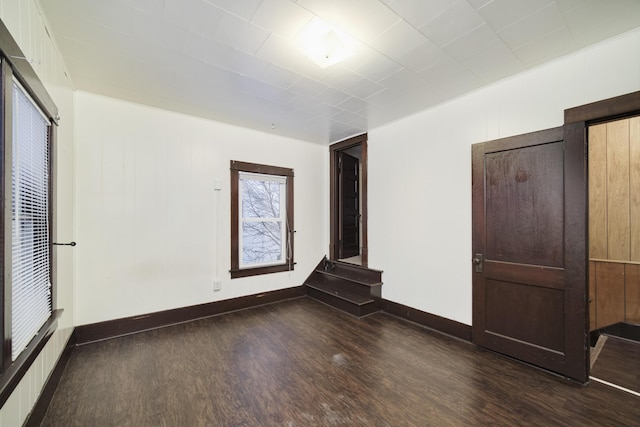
xmin=0 ymin=0 xmax=639 ymax=425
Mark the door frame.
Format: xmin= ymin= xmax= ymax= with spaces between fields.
xmin=564 ymin=91 xmax=640 ymax=351
xmin=329 ymin=133 xmax=368 ymax=266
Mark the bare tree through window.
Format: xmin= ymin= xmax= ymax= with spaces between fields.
xmin=240 ymin=175 xmax=286 ymax=265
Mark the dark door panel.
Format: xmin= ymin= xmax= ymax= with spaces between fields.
xmin=472 ymin=126 xmax=588 ymax=382
xmin=339 ymin=152 xmax=359 ymax=259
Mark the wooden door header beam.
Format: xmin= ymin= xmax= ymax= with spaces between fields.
xmin=565 ymin=91 xmax=640 ymax=124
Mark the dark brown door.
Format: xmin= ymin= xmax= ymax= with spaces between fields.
xmin=339 ymin=152 xmax=359 ymax=259
xmin=472 ymin=126 xmax=588 ymax=382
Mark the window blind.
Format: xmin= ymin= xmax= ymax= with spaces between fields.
xmin=11 ymin=80 xmax=52 ymax=361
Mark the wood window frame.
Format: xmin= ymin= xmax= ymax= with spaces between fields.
xmin=0 ymin=20 xmax=62 ymax=407
xmin=230 ymin=160 xmax=294 ymax=279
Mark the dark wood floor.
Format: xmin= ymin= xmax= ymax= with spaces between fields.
xmin=41 ymin=298 xmax=639 ymax=426
xmin=591 ymin=335 xmax=640 ymax=394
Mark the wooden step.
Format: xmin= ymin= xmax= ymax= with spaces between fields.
xmin=303 ymin=256 xmax=383 ymax=317
xmin=306 ymin=281 xmax=375 ymax=305
xmin=306 ymin=282 xmax=380 ymax=317
xmin=317 ymin=260 xmax=383 ymax=286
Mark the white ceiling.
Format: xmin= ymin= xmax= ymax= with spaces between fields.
xmin=40 ymin=0 xmax=640 ymax=144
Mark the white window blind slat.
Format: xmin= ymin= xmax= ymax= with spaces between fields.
xmin=11 ymin=80 xmax=52 ymax=361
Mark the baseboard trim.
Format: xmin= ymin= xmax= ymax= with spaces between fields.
xmin=24 ymin=331 xmax=77 ymax=427
xmin=75 ymin=286 xmax=306 ymax=345
xmin=599 ymin=322 xmax=640 ymax=343
xmin=381 ymin=299 xmax=472 ymax=341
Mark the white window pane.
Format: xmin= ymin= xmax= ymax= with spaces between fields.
xmin=241 ymin=179 xmax=281 ymax=219
xmin=242 ymin=221 xmax=282 ymax=264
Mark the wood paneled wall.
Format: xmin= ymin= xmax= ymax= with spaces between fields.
xmin=589 ymin=261 xmax=640 ymax=330
xmin=589 ymin=116 xmax=640 ymax=331
xmin=589 ymin=117 xmax=640 ymax=261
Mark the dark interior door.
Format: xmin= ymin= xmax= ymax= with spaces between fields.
xmin=339 ymin=152 xmax=359 ymax=259
xmin=471 ymin=126 xmax=588 ymax=382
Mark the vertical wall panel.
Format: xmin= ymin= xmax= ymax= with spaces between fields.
xmin=589 ymin=124 xmax=608 ymax=259
xmin=630 ymin=116 xmax=640 ymax=262
xmin=625 ymin=263 xmax=640 ymax=323
xmin=589 ymin=261 xmax=597 ymax=331
xmin=606 ymin=120 xmax=630 ymax=261
xmin=595 ymin=261 xmax=626 ymax=329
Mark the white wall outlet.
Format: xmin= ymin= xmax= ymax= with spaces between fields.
xmin=213 ymin=180 xmax=222 ymax=191
xmin=213 ymin=280 xmax=221 ymax=292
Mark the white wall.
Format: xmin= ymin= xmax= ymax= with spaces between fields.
xmin=74 ymin=92 xmax=327 ymax=326
xmin=368 ymin=28 xmax=640 ymax=326
xmin=0 ymin=0 xmax=75 ymax=425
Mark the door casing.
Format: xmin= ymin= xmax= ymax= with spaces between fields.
xmin=330 ymin=133 xmax=368 ymax=266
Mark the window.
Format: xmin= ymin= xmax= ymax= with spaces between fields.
xmin=230 ymin=161 xmax=294 ymax=278
xmin=0 ymin=24 xmax=60 ymax=406
xmin=11 ymin=80 xmax=52 ymax=361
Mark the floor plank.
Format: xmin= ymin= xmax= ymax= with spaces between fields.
xmin=591 ymin=335 xmax=640 ymax=393
xmin=41 ymin=298 xmax=640 ymax=426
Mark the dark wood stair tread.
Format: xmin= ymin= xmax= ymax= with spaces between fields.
xmin=306 ymin=281 xmax=375 ymax=305
xmin=314 ymin=269 xmax=382 ymax=287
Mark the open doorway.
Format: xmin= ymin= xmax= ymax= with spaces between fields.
xmin=564 ymin=91 xmax=640 ymax=391
xmin=329 ymin=133 xmax=368 ymax=267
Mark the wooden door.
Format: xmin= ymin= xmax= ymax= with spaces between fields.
xmin=472 ymin=126 xmax=588 ymax=382
xmin=339 ymin=152 xmax=359 ymax=259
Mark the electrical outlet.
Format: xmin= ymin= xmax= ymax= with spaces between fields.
xmin=213 ymin=280 xmax=221 ymax=292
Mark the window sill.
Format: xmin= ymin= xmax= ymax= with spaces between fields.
xmin=230 ymin=263 xmax=295 ymax=279
xmin=0 ymin=309 xmax=62 ymax=407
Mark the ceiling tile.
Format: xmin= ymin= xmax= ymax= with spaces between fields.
xmin=259 ymin=64 xmax=302 ymax=89
xmin=202 ymin=0 xmax=263 ymax=21
xmin=383 ymin=0 xmax=454 ymax=31
xmin=554 ymin=0 xmax=590 ymax=13
xmin=251 ymin=0 xmax=314 ymax=40
xmin=134 ymin=10 xmax=190 ymax=52
xmin=221 ymin=50 xmax=270 ymax=78
xmin=341 ymin=44 xmax=403 ymax=82
xmin=315 ymin=87 xmax=351 ymax=106
xmin=320 ymin=67 xmax=364 ymax=91
xmin=256 ymin=33 xmax=329 ymax=81
xmin=286 ymin=93 xmax=326 ymax=112
xmin=466 ymin=0 xmax=493 ymax=10
xmin=419 ymin=1 xmax=484 ymax=47
xmin=233 ymin=75 xmax=299 ymax=105
xmin=498 ymin=3 xmax=566 ymax=50
xmin=369 ymin=20 xmax=430 ymax=61
xmin=513 ymin=26 xmax=576 ymax=67
xmin=288 ymin=77 xmax=329 ymax=97
xmin=476 ymin=0 xmax=555 ymax=32
xmin=395 ymin=40 xmax=447 ymax=72
xmin=337 ymin=96 xmax=369 ymax=113
xmin=377 ymin=68 xmax=427 ymax=92
xmin=183 ymin=33 xmax=234 ymax=66
xmin=116 ymin=0 xmax=165 ymax=16
xmin=562 ymin=0 xmax=640 ymax=48
xmin=332 ymin=108 xmax=365 ymax=125
xmin=213 ymin=13 xmax=270 ymax=55
xmin=163 ymin=0 xmax=225 ymax=38
xmin=418 ymin=55 xmax=474 ymax=84
xmin=461 ymin=42 xmax=524 ymax=82
xmin=346 ymin=77 xmax=385 ymax=100
xmin=443 ymin=24 xmax=504 ymax=62
xmin=72 ymin=1 xmax=135 ymax=35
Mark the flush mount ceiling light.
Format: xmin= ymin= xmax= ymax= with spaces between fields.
xmin=295 ymin=17 xmax=355 ymax=68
